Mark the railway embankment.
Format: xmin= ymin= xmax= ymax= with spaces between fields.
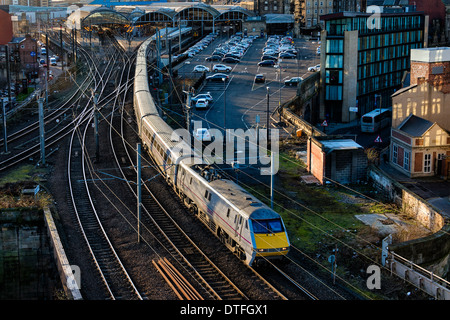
xmin=280 ymin=105 xmax=450 ymax=280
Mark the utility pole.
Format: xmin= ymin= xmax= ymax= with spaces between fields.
xmin=46 ymin=34 xmax=49 ymax=72
xmin=168 ymin=39 xmax=173 ymax=105
xmin=1 ymin=98 xmax=7 ymax=153
xmin=266 ymin=86 xmax=270 ymax=141
xmin=184 ymin=90 xmax=192 ymax=135
xmin=38 ymin=98 xmax=45 ymax=165
xmin=270 ymin=151 xmax=275 ymax=209
xmin=137 ymin=142 xmax=142 ymax=243
xmin=60 ymin=25 xmax=64 ymax=73
xmin=93 ymin=91 xmax=99 ymax=163
xmin=223 ymin=77 xmax=227 ymax=140
xmin=156 ymin=28 xmax=162 ymax=85
xmin=178 ymin=18 xmax=182 ymax=53
xmin=5 ymin=46 xmax=12 ymax=112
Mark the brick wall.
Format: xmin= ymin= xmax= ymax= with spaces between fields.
xmin=410 ymin=61 xmax=450 ymax=94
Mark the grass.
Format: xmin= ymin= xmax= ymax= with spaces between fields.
xmin=0 ymin=164 xmax=52 ymax=209
xmin=0 ymin=164 xmax=47 ymax=188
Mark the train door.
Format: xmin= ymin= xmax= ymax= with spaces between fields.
xmin=234 ymin=214 xmax=243 ymax=241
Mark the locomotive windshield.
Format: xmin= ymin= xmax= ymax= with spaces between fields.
xmin=252 ymin=219 xmax=284 ymax=234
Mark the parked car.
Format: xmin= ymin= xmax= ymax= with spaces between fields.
xmin=191 ymin=93 xmax=213 ymax=104
xmin=222 ymin=57 xmax=240 ymax=63
xmin=254 ymin=74 xmax=265 ymax=83
xmin=205 ymin=55 xmax=222 ymax=61
xmin=279 ymin=52 xmax=296 ymax=59
xmin=213 ymin=64 xmax=232 ymax=72
xmin=308 ymin=64 xmax=321 ymax=72
xmin=193 ymin=65 xmax=210 ymax=72
xmin=258 ymin=60 xmax=276 ymax=67
xmin=261 ymin=55 xmax=278 ymax=61
xmin=284 ymin=77 xmax=303 ymax=86
xmin=282 ymin=48 xmax=298 ymax=54
xmin=195 ymin=98 xmax=209 ymax=109
xmin=206 ymin=73 xmax=229 ymax=82
xmin=194 ymin=128 xmax=212 ymax=142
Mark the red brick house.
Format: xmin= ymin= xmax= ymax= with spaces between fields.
xmin=390 ymin=47 xmax=450 ymax=178
xmin=390 ymin=114 xmax=450 ymax=178
xmin=307 ymin=136 xmax=368 ymax=185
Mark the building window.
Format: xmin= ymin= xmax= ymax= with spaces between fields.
xmin=325 ymin=85 xmax=343 ymax=100
xmin=404 ymin=151 xmax=410 ymax=171
xmin=392 ymin=144 xmax=398 ymax=164
xmin=326 ymin=55 xmax=343 ymax=68
xmin=424 ymin=153 xmax=431 ymax=173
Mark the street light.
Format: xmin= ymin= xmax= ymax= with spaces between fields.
xmin=223 ymin=77 xmax=227 ymax=140
xmin=266 ymin=86 xmax=270 ymax=141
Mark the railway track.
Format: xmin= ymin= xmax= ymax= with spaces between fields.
xmin=66 ymin=37 xmax=145 ymax=300
xmin=101 ymin=45 xmax=290 ymax=299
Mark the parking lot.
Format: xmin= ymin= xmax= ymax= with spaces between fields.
xmin=177 ymin=34 xmax=322 ymax=136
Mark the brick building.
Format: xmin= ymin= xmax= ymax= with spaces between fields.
xmin=0 ymin=7 xmax=13 ymax=45
xmin=307 ymin=136 xmax=368 ymax=184
xmin=390 ymin=47 xmax=450 ymax=178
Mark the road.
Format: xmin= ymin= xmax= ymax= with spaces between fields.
xmin=177 ymin=35 xmax=322 ymax=135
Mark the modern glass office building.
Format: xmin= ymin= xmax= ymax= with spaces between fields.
xmin=319 ymin=12 xmax=428 ymax=123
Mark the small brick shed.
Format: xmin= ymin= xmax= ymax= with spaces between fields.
xmin=307 ymin=136 xmax=368 ymax=185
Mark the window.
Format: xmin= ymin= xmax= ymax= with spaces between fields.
xmin=252 ymin=219 xmax=284 ymax=234
xmin=404 ymin=151 xmax=410 ymax=171
xmin=424 ymin=154 xmax=431 ymax=173
xmin=392 ymin=145 xmax=398 ymax=164
xmin=204 ymin=190 xmax=212 ymax=201
xmin=226 ymin=209 xmax=231 ymax=218
xmin=326 ymin=85 xmax=343 ymax=100
xmin=326 ymin=55 xmax=343 ymax=68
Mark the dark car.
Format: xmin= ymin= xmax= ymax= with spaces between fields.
xmin=206 ymin=73 xmax=229 ymax=82
xmin=224 ymin=53 xmax=241 ymax=59
xmin=279 ymin=52 xmax=296 ymax=59
xmin=254 ymin=74 xmax=265 ymax=83
xmin=222 ymin=57 xmax=240 ymax=63
xmin=261 ymin=55 xmax=278 ymax=62
xmin=205 ymin=55 xmax=222 ymax=62
xmin=284 ymin=77 xmax=303 ymax=86
xmin=258 ymin=60 xmax=276 ymax=67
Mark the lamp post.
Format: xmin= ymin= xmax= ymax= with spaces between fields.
xmin=266 ymin=86 xmax=270 ymax=141
xmin=223 ymin=77 xmax=227 ymax=140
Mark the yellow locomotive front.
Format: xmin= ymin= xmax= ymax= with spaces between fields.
xmin=252 ymin=218 xmax=290 ymax=258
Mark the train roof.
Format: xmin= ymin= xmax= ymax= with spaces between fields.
xmin=208 ymin=179 xmax=279 ymax=220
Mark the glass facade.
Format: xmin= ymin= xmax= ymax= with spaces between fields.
xmin=323 ymin=13 xmax=426 ymax=120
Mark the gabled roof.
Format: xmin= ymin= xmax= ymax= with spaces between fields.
xmin=398 ymin=114 xmax=434 ymax=137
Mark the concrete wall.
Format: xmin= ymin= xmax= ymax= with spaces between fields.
xmin=368 ymin=165 xmax=450 ymax=276
xmin=0 ymin=208 xmax=60 ymax=299
xmin=43 ymin=207 xmax=82 ymax=300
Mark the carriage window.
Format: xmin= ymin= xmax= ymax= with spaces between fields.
xmin=245 ymin=220 xmax=248 ymax=229
xmin=226 ymin=209 xmax=230 ymax=218
xmin=204 ymin=190 xmax=211 ymax=201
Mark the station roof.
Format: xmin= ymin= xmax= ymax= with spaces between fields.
xmin=67 ymin=1 xmax=255 ymax=28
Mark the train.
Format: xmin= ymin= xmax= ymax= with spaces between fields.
xmin=133 ymin=37 xmax=290 ymax=266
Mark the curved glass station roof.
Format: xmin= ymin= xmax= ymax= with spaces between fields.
xmin=67 ymin=2 xmax=255 ymax=29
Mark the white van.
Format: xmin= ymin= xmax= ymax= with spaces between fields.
xmin=50 ymin=57 xmax=57 ymax=66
